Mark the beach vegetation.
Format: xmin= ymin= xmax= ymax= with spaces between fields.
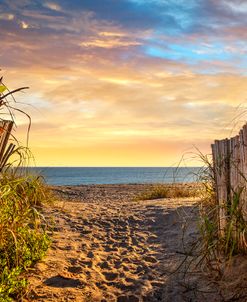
xmin=0 ymin=76 xmax=52 ymax=301
xmin=181 ymin=151 xmax=247 ymax=300
xmin=136 ymin=183 xmax=200 ymax=201
xmin=0 ymin=173 xmax=52 ymax=302
xmin=197 ymin=151 xmax=247 ymax=259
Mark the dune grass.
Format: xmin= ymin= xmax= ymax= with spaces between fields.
xmin=179 ymin=153 xmax=247 ymax=300
xmin=136 ymin=183 xmax=200 ymax=201
xmin=196 ymin=152 xmax=247 ymax=261
xmin=0 ymin=173 xmax=53 ymax=302
xmin=197 ymin=185 xmax=247 ymax=280
xmin=0 ymin=78 xmax=53 ymax=301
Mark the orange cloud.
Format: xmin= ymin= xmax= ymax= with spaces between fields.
xmin=80 ymin=38 xmax=141 ymax=49
xmin=4 ymin=57 xmax=247 ymax=168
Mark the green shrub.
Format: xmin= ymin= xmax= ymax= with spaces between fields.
xmin=0 ymin=174 xmax=52 ymax=301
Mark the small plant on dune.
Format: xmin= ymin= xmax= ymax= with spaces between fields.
xmin=0 ymin=76 xmax=53 ymax=301
xmin=136 ymin=183 xmax=200 ymax=201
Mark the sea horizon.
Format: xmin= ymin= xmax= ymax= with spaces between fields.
xmin=23 ymin=166 xmax=204 ymax=186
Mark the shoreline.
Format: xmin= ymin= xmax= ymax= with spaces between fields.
xmin=51 ymin=183 xmax=202 ymax=202
xmin=50 ymin=181 xmax=201 ymax=186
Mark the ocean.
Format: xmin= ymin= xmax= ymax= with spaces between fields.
xmin=26 ymin=167 xmax=203 ymax=186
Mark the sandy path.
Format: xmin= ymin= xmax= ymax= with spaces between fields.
xmin=24 ymin=184 xmax=202 ymax=302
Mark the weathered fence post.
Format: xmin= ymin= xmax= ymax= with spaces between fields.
xmin=0 ymin=120 xmax=15 ymax=172
xmin=211 ymin=138 xmax=230 ymax=235
xmin=212 ymin=123 xmax=247 ymax=249
xmin=240 ymin=125 xmax=247 ymax=221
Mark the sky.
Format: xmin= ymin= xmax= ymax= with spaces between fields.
xmin=1 ymin=0 xmax=247 ymax=166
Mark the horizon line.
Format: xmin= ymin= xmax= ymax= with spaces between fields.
xmin=23 ymin=166 xmax=204 ymax=168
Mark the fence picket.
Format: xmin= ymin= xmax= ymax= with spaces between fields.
xmin=212 ymin=124 xmax=247 ymax=248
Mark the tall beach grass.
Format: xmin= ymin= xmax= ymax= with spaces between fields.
xmin=179 ymin=150 xmax=247 ymax=300
xmin=0 ymin=77 xmax=53 ymax=301
xmin=0 ymin=173 xmax=53 ymax=301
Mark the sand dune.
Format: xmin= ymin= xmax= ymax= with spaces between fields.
xmin=24 ymin=184 xmax=214 ymax=302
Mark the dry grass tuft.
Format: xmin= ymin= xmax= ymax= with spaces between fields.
xmin=136 ymin=183 xmax=200 ymax=201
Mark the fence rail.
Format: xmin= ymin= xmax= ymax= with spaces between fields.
xmin=211 ymin=124 xmax=247 ymax=245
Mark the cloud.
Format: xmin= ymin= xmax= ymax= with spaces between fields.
xmin=0 ymin=13 xmax=14 ymax=20
xmin=43 ymin=2 xmax=62 ymax=11
xmin=222 ymin=0 xmax=247 ymax=13
xmin=80 ymin=37 xmax=141 ymax=49
xmin=9 ymin=59 xmax=246 ymax=144
xmin=80 ymin=29 xmax=143 ymax=50
xmin=19 ymin=20 xmax=30 ymax=29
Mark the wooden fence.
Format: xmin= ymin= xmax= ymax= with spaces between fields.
xmin=211 ymin=123 xmax=247 ymax=240
xmin=0 ymin=120 xmax=15 ymax=172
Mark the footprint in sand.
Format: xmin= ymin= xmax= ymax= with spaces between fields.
xmin=57 ymin=245 xmax=73 ymax=251
xmin=146 ymin=235 xmax=158 ymax=243
xmin=102 ymin=271 xmax=118 ymax=281
xmin=67 ymin=266 xmax=83 ymax=274
xmin=68 ymin=258 xmax=78 ymax=266
xmin=87 ymin=251 xmax=94 ymax=258
xmin=80 ymin=259 xmax=93 ymax=268
xmin=100 ymin=261 xmax=111 ymax=269
xmin=104 ymin=245 xmax=119 ymax=252
xmin=117 ymin=295 xmax=140 ymax=302
xmin=116 ymin=282 xmax=138 ymax=292
xmin=113 ymin=260 xmax=122 ymax=269
xmin=144 ymin=255 xmax=158 ymax=263
xmin=44 ymin=275 xmax=84 ymax=288
xmin=80 ymin=227 xmax=92 ymax=235
xmin=122 ymin=265 xmax=130 ymax=272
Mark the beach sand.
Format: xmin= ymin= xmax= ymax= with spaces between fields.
xmin=24 ymin=184 xmax=217 ymax=302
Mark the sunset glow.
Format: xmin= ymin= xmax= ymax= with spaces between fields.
xmin=1 ymin=0 xmax=247 ymax=166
